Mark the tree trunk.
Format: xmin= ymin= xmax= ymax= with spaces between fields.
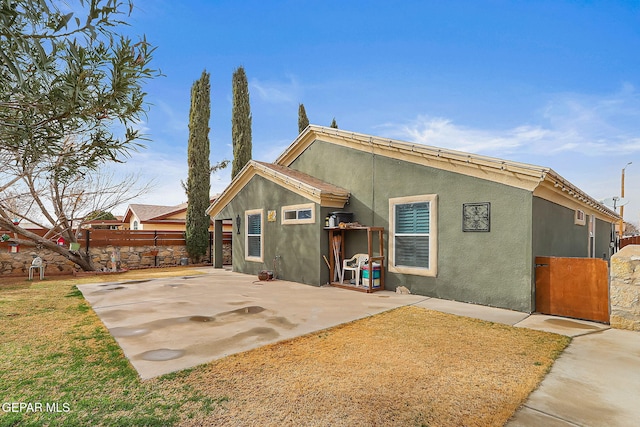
xmin=4 ymin=223 xmax=97 ymax=271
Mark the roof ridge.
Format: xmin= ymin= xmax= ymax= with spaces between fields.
xmin=274 ymin=125 xmax=617 ymax=219
xmin=294 ymin=124 xmax=550 ymax=172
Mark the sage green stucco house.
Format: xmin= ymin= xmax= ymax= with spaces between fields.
xmin=207 ymin=125 xmax=619 ymax=312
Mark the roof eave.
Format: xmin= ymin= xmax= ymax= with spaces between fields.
xmin=539 ymin=170 xmax=620 ymax=220
xmin=319 ymin=193 xmax=350 ymax=208
xmin=206 ymin=161 xmax=256 ymax=218
xmin=206 ymin=161 xmax=350 ymax=218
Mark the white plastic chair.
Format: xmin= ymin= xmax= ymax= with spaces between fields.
xmin=29 ymin=256 xmax=45 ymax=280
xmin=340 ymin=253 xmax=369 ymax=286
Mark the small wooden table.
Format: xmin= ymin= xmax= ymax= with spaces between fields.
xmin=326 ymin=226 xmax=385 ymax=293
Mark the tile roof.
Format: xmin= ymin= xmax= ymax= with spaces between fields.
xmin=207 ymin=126 xmax=619 ymax=221
xmin=276 ymin=125 xmax=619 ymax=220
xmin=252 ymin=161 xmax=350 ymax=198
xmin=126 ymin=204 xmax=182 ymax=222
xmin=206 ymin=160 xmax=350 ymax=217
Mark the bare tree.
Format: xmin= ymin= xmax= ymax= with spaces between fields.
xmin=0 ymin=138 xmax=151 ymax=271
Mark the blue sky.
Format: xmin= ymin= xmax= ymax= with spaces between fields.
xmin=113 ymin=0 xmax=640 ymax=225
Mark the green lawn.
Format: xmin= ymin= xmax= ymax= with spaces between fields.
xmin=0 ymin=270 xmax=217 ymax=427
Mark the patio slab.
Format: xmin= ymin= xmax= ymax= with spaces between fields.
xmin=78 ymin=269 xmax=427 ymax=379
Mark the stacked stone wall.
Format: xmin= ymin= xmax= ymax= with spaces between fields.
xmin=89 ymin=245 xmax=193 ymax=271
xmin=610 ymin=245 xmax=640 ymax=331
xmin=1 ymin=248 xmax=77 ymax=277
xmin=0 ymin=244 xmax=218 ymax=277
xmin=222 ymin=243 xmax=232 ymax=265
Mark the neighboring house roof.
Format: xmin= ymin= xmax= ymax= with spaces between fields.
xmin=206 ymin=160 xmax=350 ymax=217
xmin=275 ymin=125 xmax=619 ymax=220
xmin=207 ymin=125 xmax=619 ymax=221
xmin=123 ymin=204 xmax=182 ymax=223
xmin=124 ymin=199 xmax=218 ymax=225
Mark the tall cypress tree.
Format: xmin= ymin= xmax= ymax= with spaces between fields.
xmin=330 ymin=117 xmax=338 ymax=129
xmin=231 ymin=66 xmax=252 ymax=179
xmin=185 ymin=70 xmax=211 ymax=262
xmin=298 ymin=103 xmax=309 ymax=133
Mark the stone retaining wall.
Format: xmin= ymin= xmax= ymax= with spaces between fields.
xmin=610 ymin=245 xmax=640 ymax=331
xmin=0 ymin=243 xmax=233 ymax=278
xmin=1 ymin=248 xmax=77 ymax=277
xmin=89 ymin=245 xmax=192 ymax=271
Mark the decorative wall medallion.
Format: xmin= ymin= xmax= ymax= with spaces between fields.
xmin=463 ymin=202 xmax=490 ymax=232
xmin=267 ymin=210 xmax=277 ymax=222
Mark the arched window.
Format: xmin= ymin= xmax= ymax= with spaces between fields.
xmin=133 ymin=220 xmax=138 ymax=230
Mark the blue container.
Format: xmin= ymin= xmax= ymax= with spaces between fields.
xmin=362 ymin=263 xmax=381 ymax=279
xmin=362 ymin=263 xmax=381 ymax=287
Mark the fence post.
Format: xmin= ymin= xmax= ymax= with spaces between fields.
xmin=85 ymin=229 xmax=90 ymax=255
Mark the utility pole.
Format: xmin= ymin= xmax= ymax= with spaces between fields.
xmin=620 ymin=162 xmax=632 ymax=239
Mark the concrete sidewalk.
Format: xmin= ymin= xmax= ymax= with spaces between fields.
xmin=505 ymin=328 xmax=640 ymax=426
xmin=414 ymin=297 xmax=640 ymax=427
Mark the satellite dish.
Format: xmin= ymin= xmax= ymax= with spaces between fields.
xmin=603 ymin=197 xmax=629 ymax=209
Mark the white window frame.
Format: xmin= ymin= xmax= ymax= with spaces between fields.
xmin=575 ymin=209 xmax=586 ymax=226
xmin=245 ymin=209 xmax=264 ymax=262
xmin=389 ymin=194 xmax=438 ymax=277
xmin=281 ymin=203 xmax=315 ymax=225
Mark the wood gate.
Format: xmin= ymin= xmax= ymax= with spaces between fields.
xmin=535 ymin=256 xmax=609 ymax=323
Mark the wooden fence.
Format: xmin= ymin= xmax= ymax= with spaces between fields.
xmin=535 ymin=256 xmax=609 ymax=323
xmin=87 ymin=230 xmax=187 ymax=247
xmin=620 ymin=235 xmax=640 ymax=249
xmin=1 ymin=228 xmax=232 ymax=252
xmin=0 ymin=229 xmax=202 ymax=250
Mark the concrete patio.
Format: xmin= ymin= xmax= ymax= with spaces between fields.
xmin=78 ymin=268 xmax=425 ymax=379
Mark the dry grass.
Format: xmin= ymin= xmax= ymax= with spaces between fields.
xmin=0 ymin=270 xmax=570 ymax=426
xmin=175 ymin=306 xmax=569 ymax=427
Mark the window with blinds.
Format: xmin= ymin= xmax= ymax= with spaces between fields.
xmin=245 ymin=209 xmax=263 ymax=261
xmin=389 ymin=194 xmax=437 ymax=277
xmin=394 ymin=202 xmax=430 ymax=268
